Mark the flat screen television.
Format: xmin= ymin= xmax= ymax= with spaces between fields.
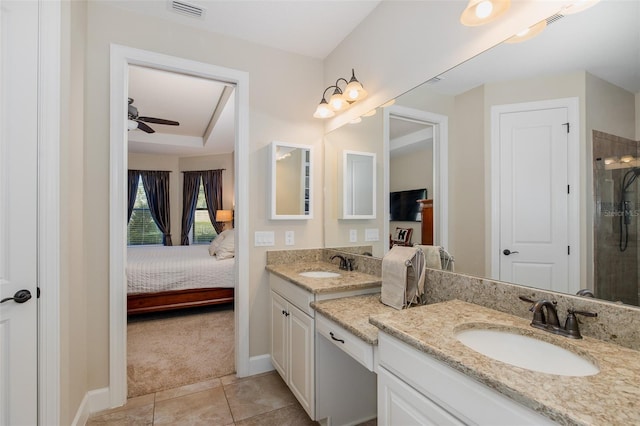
xmin=390 ymin=188 xmax=427 ymax=222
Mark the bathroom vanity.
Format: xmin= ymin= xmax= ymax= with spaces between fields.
xmin=266 ymin=260 xmax=381 ymax=424
xmin=267 ymin=252 xmax=640 ymax=425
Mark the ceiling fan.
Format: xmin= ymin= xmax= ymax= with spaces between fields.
xmin=127 ymin=97 xmax=180 ymax=133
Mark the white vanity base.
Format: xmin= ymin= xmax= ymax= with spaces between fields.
xmin=377 ymin=332 xmax=555 ymax=425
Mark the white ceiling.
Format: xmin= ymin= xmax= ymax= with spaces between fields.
xmin=122 ymin=0 xmax=381 ymax=157
xmin=124 ymin=0 xmax=638 ymax=157
xmin=113 ymin=0 xmax=381 ymax=59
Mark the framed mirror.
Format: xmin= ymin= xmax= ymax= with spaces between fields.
xmin=324 ymin=1 xmax=640 ymax=307
xmin=341 ymin=150 xmax=376 ymax=219
xmin=269 ymin=141 xmax=313 ymax=220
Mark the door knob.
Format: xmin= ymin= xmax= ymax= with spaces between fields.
xmin=503 ymin=249 xmax=519 ymax=256
xmin=1 ymin=289 xmax=32 ymax=304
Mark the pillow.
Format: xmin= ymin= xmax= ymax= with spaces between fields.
xmin=215 ymin=230 xmax=235 ymax=259
xmin=391 ymin=227 xmax=413 ymax=246
xmin=208 ymin=232 xmax=226 ymax=256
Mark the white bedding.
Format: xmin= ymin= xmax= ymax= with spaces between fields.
xmin=127 ymin=245 xmax=235 ymax=294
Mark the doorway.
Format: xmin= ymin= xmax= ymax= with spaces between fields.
xmin=383 ymin=105 xmax=449 ymax=255
xmin=109 ymin=45 xmax=250 ymax=407
xmin=490 ymin=98 xmax=580 ymax=295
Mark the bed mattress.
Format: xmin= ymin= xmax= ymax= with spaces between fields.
xmin=127 ymin=245 xmax=235 ymax=294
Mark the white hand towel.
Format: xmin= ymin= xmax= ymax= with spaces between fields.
xmin=415 ymin=245 xmax=442 ymax=270
xmin=381 ymin=246 xmax=418 ymax=310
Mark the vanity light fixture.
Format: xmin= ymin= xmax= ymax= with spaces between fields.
xmin=620 ymin=155 xmax=635 ymax=163
xmin=505 ymin=19 xmax=547 ymax=44
xmin=460 ymin=0 xmax=510 ymax=26
xmin=313 ymin=69 xmax=367 ymax=119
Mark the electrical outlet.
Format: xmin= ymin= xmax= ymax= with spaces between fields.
xmin=285 ymin=231 xmax=295 ymax=246
xmin=349 ymin=229 xmax=358 ymax=242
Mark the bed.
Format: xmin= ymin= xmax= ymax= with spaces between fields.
xmin=126 ymin=244 xmax=235 ymax=315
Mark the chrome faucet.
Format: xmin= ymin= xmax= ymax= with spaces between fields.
xmin=330 ymin=254 xmax=354 ymax=271
xmin=519 ymin=296 xmax=597 ymax=339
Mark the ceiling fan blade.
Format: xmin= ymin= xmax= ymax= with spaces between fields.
xmin=136 ymin=121 xmax=155 ymax=134
xmin=138 ymin=116 xmax=180 ymax=126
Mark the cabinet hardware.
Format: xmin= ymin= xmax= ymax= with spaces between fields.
xmin=329 ymin=331 xmax=345 ymax=344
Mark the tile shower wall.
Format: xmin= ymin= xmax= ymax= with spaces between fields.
xmin=593 ymin=130 xmax=640 ymax=305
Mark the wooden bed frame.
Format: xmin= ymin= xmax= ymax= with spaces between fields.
xmin=127 ymin=287 xmax=234 ymax=315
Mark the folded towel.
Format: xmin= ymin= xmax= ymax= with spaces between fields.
xmin=381 ymin=246 xmax=424 ymax=310
xmin=415 ymin=245 xmax=442 ymax=270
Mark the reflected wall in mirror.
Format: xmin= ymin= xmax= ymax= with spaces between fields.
xmin=341 ymin=150 xmax=376 ymax=219
xmin=324 ymin=1 xmax=640 ymax=306
xmin=270 ymin=141 xmax=313 ymax=219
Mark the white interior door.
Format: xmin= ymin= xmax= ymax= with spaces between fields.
xmin=0 ymin=1 xmax=39 ymax=424
xmin=498 ymin=106 xmax=570 ymax=292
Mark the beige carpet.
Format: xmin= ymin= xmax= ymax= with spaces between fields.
xmin=127 ymin=306 xmax=235 ymax=398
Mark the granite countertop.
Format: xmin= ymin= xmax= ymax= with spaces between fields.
xmin=311 ymin=293 xmax=396 ymax=344
xmin=266 ymin=262 xmax=381 ymax=294
xmin=369 ymin=299 xmax=640 ymax=426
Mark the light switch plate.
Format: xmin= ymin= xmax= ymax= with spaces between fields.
xmin=349 ymin=229 xmax=358 ymax=242
xmin=365 ymin=228 xmax=379 ymax=242
xmin=254 ymin=231 xmax=275 ymax=247
xmin=285 ymin=230 xmax=295 ymax=246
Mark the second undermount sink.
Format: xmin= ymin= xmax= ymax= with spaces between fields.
xmin=298 ymin=271 xmax=341 ymax=279
xmin=456 ymin=328 xmax=599 ymax=377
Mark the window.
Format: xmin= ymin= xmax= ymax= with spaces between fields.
xmin=191 ymin=181 xmax=217 ymax=244
xmin=128 ymin=180 xmax=163 ymax=245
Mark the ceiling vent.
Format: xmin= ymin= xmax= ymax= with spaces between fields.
xmin=169 ymin=1 xmax=205 ymax=19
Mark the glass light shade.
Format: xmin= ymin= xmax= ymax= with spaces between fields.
xmin=604 ymin=157 xmax=618 ymax=165
xmin=460 ymin=0 xmax=510 ymax=26
xmin=505 ymin=20 xmax=547 ymax=44
xmin=216 ymin=210 xmax=233 ymax=222
xmin=621 ymin=155 xmax=634 ymax=163
xmin=344 ymin=80 xmax=368 ymax=101
xmin=329 ymin=90 xmax=350 ymax=111
xmin=313 ymin=100 xmax=335 ymax=118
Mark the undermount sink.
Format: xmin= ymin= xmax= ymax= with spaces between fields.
xmin=298 ymin=271 xmax=341 ymax=279
xmin=455 ymin=328 xmax=599 ymax=377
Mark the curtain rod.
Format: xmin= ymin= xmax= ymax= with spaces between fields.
xmin=128 ymin=169 xmax=173 ymax=173
xmin=181 ymin=169 xmax=226 ymax=173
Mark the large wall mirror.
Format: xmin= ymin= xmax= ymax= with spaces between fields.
xmin=270 ymin=141 xmax=313 ymax=219
xmin=324 ymin=1 xmax=640 ymax=307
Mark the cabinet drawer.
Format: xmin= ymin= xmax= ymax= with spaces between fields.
xmin=378 ymin=333 xmax=554 ymax=425
xmin=316 ymin=314 xmax=375 ymax=371
xmin=270 ymin=274 xmax=314 ymax=317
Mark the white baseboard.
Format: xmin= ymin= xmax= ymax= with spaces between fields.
xmin=248 ymin=353 xmax=274 ymax=376
xmin=71 ymin=387 xmax=110 ymax=426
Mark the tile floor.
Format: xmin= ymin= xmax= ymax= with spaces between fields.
xmin=87 ymin=371 xmax=319 ymax=425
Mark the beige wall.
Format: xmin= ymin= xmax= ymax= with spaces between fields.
xmin=451 ymin=85 xmax=485 ymax=276
xmin=60 ymin=1 xmax=88 ymax=423
xmin=324 ymin=113 xmax=384 ymax=256
xmin=83 ymin=1 xmax=324 ymax=394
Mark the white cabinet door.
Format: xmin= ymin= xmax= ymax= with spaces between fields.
xmin=288 ymin=303 xmax=314 ymax=417
xmin=270 ymin=291 xmax=288 ymax=380
xmin=378 ymin=366 xmax=464 ymax=426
